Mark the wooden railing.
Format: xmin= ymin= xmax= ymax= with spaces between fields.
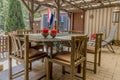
xmin=0 ymin=35 xmax=8 ymax=58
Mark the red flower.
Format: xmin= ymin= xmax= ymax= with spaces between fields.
xmin=51 ymin=29 xmax=57 ymax=34
xmin=42 ymin=28 xmax=48 ymax=33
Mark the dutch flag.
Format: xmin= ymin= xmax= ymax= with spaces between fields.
xmin=48 ymin=8 xmax=54 ymax=29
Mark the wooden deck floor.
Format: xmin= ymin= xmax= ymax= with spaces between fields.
xmin=0 ymin=46 xmax=120 ymax=80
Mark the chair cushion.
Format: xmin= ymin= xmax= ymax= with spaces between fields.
xmin=30 ymin=42 xmax=44 ymax=50
xmin=29 ymin=48 xmax=47 ymax=58
xmin=87 ymin=46 xmax=95 ymax=53
xmin=90 ymin=34 xmax=96 ymax=40
xmin=54 ymin=52 xmax=71 ymax=62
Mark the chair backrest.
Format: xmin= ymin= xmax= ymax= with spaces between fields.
xmin=99 ymin=27 xmax=106 ymax=34
xmin=71 ymin=35 xmax=87 ymax=64
xmin=36 ymin=30 xmax=42 ymax=33
xmin=95 ymin=33 xmax=103 ymax=52
xmin=8 ymin=34 xmax=29 ymax=61
xmin=107 ymin=26 xmax=117 ymax=40
xmin=16 ymin=30 xmax=33 ymax=34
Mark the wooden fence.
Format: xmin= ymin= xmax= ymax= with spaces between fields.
xmin=0 ymin=35 xmax=8 ymax=58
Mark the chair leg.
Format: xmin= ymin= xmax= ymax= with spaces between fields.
xmin=106 ymin=45 xmax=115 ymax=53
xmin=29 ymin=62 xmax=32 ymax=70
xmin=94 ymin=53 xmax=97 ymax=74
xmin=83 ymin=60 xmax=86 ymax=80
xmin=98 ymin=50 xmax=101 ymax=66
xmin=41 ymin=58 xmax=45 ymax=63
xmin=70 ymin=66 xmax=74 ymax=80
xmin=62 ymin=66 xmax=65 ymax=74
xmin=9 ymin=58 xmax=12 ymax=80
xmin=25 ymin=61 xmax=29 ymax=80
xmin=46 ymin=59 xmax=52 ymax=80
xmin=46 ymin=59 xmax=50 ymax=80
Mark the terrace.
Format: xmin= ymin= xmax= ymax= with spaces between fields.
xmin=0 ymin=0 xmax=120 ymax=80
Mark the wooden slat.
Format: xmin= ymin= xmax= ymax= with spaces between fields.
xmin=85 ymin=7 xmax=120 ymax=40
xmin=0 ymin=36 xmax=8 ymax=57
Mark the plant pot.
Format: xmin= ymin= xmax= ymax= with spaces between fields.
xmin=50 ymin=33 xmax=56 ymax=38
xmin=42 ymin=33 xmax=49 ymax=38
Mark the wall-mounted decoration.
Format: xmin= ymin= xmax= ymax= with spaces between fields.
xmin=112 ymin=7 xmax=120 ymax=23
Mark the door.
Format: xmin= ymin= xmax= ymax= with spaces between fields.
xmin=72 ymin=12 xmax=84 ymax=33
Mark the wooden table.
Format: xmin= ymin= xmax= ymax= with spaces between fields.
xmin=29 ymin=33 xmax=83 ymax=79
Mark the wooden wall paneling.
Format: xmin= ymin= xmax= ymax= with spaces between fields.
xmin=89 ymin=10 xmax=92 ymax=34
xmin=86 ymin=10 xmax=89 ymax=34
xmin=106 ymin=8 xmax=111 ymax=39
xmin=99 ymin=9 xmax=103 ymax=29
xmin=118 ymin=16 xmax=120 ymax=40
xmin=94 ymin=9 xmax=97 ymax=33
xmin=96 ymin=9 xmax=99 ymax=33
xmin=92 ymin=10 xmax=95 ymax=33
xmin=104 ymin=8 xmax=108 ymax=38
xmin=85 ymin=7 xmax=120 ymax=40
xmin=98 ymin=9 xmax=100 ymax=33
xmin=85 ymin=10 xmax=89 ymax=34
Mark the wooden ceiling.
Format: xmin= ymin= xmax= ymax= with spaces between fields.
xmin=28 ymin=0 xmax=120 ymax=12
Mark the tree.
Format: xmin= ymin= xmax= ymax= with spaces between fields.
xmin=5 ymin=0 xmax=25 ymax=32
xmin=0 ymin=0 xmax=9 ymax=29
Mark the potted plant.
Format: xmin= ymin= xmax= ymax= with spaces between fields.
xmin=42 ymin=28 xmax=49 ymax=38
xmin=50 ymin=29 xmax=57 ymax=38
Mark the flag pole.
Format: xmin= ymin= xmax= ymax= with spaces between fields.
xmin=48 ymin=22 xmax=50 ymax=29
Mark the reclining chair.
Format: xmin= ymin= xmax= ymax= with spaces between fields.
xmin=102 ymin=26 xmax=117 ymax=53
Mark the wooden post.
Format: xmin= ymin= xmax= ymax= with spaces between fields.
xmin=68 ymin=12 xmax=72 ymax=31
xmin=56 ymin=0 xmax=60 ymax=32
xmin=21 ymin=0 xmax=41 ymax=30
xmin=29 ymin=0 xmax=34 ymax=30
xmin=29 ymin=12 xmax=34 ymax=30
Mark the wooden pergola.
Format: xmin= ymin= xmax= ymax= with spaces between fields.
xmin=20 ymin=0 xmax=120 ymax=30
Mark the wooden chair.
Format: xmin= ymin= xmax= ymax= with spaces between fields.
xmin=16 ymin=30 xmax=33 ymax=34
xmin=46 ymin=35 xmax=87 ymax=80
xmin=87 ymin=33 xmax=103 ymax=73
xmin=8 ymin=34 xmax=47 ymax=80
xmin=16 ymin=30 xmax=44 ymax=51
xmin=35 ymin=30 xmax=42 ymax=33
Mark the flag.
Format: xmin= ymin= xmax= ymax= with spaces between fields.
xmin=50 ymin=13 xmax=54 ymax=26
xmin=48 ymin=8 xmax=51 ymax=23
xmin=48 ymin=8 xmax=54 ymax=29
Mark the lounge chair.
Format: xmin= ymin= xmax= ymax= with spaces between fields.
xmin=99 ymin=26 xmax=106 ymax=34
xmin=102 ymin=26 xmax=117 ymax=53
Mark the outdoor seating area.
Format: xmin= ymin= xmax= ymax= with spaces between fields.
xmin=0 ymin=45 xmax=120 ymax=80
xmin=0 ymin=0 xmax=120 ymax=80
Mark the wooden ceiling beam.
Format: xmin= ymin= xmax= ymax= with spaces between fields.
xmin=22 ymin=0 xmax=120 ymax=12
xmin=62 ymin=0 xmax=83 ymax=10
xmin=34 ymin=0 xmax=54 ymax=5
xmin=21 ymin=0 xmax=32 ymax=13
xmin=34 ymin=5 xmax=41 ymax=12
xmin=86 ymin=2 xmax=120 ymax=10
